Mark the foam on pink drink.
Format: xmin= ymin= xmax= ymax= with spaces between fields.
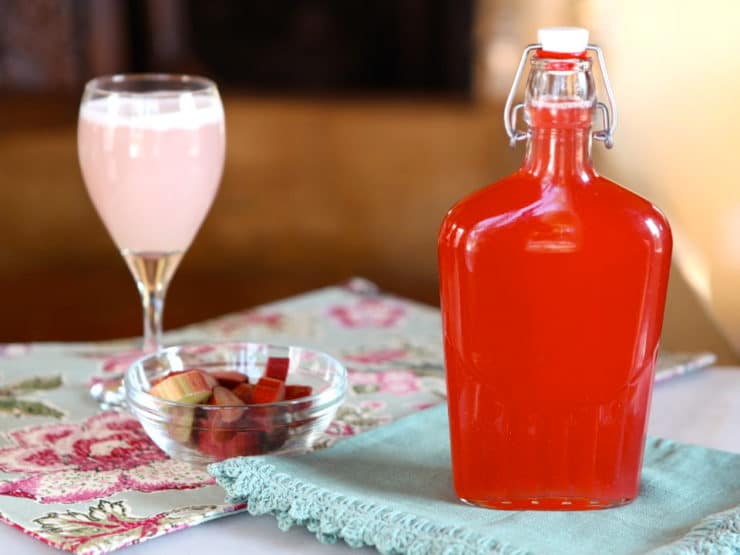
xmin=78 ymin=95 xmax=225 ymax=253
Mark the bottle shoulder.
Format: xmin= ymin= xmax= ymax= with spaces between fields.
xmin=439 ymin=172 xmax=672 ymax=248
xmin=588 ymin=175 xmax=672 ymax=238
xmin=441 ymin=172 xmax=537 ymax=224
xmin=443 ymin=172 xmax=669 ymax=221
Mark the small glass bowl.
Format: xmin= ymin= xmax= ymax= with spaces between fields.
xmin=124 ymin=342 xmax=347 ymax=464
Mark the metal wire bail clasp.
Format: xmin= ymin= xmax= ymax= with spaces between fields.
xmin=503 ymin=43 xmax=618 ymax=149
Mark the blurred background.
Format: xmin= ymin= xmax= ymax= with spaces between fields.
xmin=0 ymin=0 xmax=738 ymax=363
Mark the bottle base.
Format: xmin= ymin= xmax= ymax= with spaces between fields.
xmin=458 ymin=495 xmax=634 ymax=511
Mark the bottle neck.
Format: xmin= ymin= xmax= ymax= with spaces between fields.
xmin=522 ymin=124 xmax=594 ymax=180
xmin=520 ymin=56 xmax=596 ymax=181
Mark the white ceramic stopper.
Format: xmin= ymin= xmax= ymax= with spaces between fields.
xmin=538 ymin=27 xmax=589 ymax=53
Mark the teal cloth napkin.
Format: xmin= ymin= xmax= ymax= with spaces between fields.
xmin=209 ymin=405 xmax=740 ymax=555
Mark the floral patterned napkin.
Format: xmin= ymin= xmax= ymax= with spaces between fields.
xmin=0 ymin=279 xmax=715 ymax=554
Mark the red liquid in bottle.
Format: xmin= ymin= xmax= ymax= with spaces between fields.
xmin=438 ymin=86 xmax=672 ymax=509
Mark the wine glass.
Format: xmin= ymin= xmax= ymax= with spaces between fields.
xmin=78 ymin=74 xmax=225 ymax=402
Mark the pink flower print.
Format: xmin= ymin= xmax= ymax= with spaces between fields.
xmin=215 ymin=311 xmax=284 ymax=334
xmin=344 ymin=347 xmax=408 ymax=365
xmin=359 ymin=400 xmax=387 ymax=412
xmin=0 ymin=412 xmax=213 ymax=504
xmin=348 ymin=369 xmax=422 ymax=396
xmin=348 ymin=371 xmax=380 ymax=386
xmin=29 ymin=499 xmax=247 ymax=554
xmin=324 ymin=403 xmax=391 ymax=439
xmin=328 ymin=299 xmax=406 ymax=329
xmin=89 ymin=345 xmax=218 ymax=378
xmin=178 ymin=344 xmax=217 ymax=356
xmin=325 ymin=421 xmax=356 ymax=437
xmin=100 ymin=350 xmax=148 ymax=374
xmin=378 ymin=370 xmax=422 ymax=395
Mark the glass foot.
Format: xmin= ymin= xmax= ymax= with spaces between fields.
xmin=89 ymin=377 xmax=126 ymax=410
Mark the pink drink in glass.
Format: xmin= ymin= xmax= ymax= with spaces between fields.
xmin=78 ymin=96 xmax=224 ymax=254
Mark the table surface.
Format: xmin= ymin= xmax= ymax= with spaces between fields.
xmin=4 ymin=367 xmax=739 ymax=555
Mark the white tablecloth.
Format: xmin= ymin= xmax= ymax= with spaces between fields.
xmin=4 ymin=368 xmax=739 ymax=555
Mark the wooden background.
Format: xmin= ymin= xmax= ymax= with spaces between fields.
xmin=0 ymin=93 xmax=735 ymax=363
xmin=0 ymin=0 xmax=735 ymax=362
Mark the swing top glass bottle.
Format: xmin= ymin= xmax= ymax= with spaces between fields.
xmin=438 ymin=28 xmax=672 ymax=510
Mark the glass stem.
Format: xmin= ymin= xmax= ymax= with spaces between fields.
xmin=123 ymin=251 xmax=183 ymax=354
xmin=141 ymin=287 xmax=165 ymax=352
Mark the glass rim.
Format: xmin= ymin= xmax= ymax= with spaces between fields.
xmin=84 ymin=73 xmax=218 ymax=97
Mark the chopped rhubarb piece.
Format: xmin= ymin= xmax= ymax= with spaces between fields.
xmin=152 ymin=369 xmax=217 ymax=390
xmin=198 ymin=428 xmax=264 ymax=459
xmin=150 ymin=370 xmax=187 ymax=388
xmin=189 ymin=407 xmax=210 ymax=444
xmin=152 ymin=369 xmax=217 ymax=388
xmin=264 ymin=426 xmax=289 ymax=451
xmin=229 ymin=430 xmax=265 ymax=457
xmin=265 ymin=357 xmax=290 ymax=382
xmin=149 ymin=370 xmax=213 ymax=404
xmin=198 ymin=427 xmax=222 ymax=457
xmin=198 ymin=370 xmax=219 ymax=389
xmin=232 ymin=383 xmax=254 ymax=403
xmin=166 ymin=406 xmax=195 ymax=444
xmin=203 ymin=410 xmax=234 ymax=443
xmin=285 ymin=385 xmax=313 ymax=400
xmin=211 ymin=370 xmax=248 ymax=388
xmin=210 ymin=386 xmax=245 ymax=423
xmin=205 ymin=422 xmax=235 ymax=443
xmin=197 ymin=428 xmax=212 ymax=454
xmin=253 ymin=376 xmax=286 ymax=404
